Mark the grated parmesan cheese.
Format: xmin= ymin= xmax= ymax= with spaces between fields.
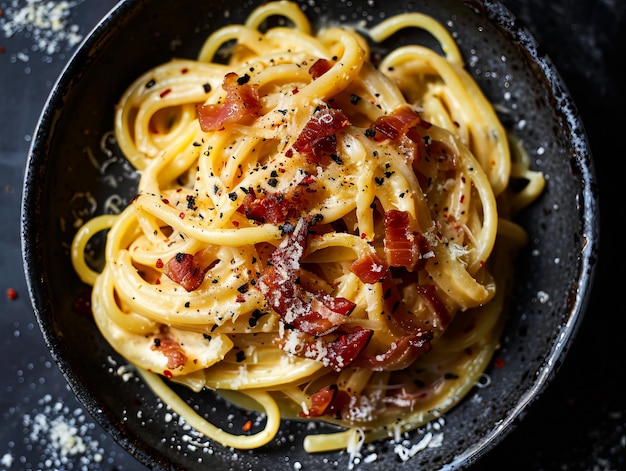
xmin=13 ymin=394 xmax=106 ymax=470
xmin=0 ymin=0 xmax=84 ymax=56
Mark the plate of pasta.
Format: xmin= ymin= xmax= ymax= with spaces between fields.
xmin=21 ymin=0 xmax=597 ymax=469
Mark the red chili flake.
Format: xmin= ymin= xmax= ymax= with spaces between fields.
xmin=232 ymin=221 xmax=239 ymax=227
xmin=161 ymin=198 xmax=170 ymax=205
xmin=7 ymin=287 xmax=17 ymax=300
xmin=179 ymin=212 xmax=185 ymax=219
xmin=494 ymin=357 xmax=505 ymax=368
xmin=242 ymin=420 xmax=253 ymax=432
xmin=181 ymin=68 xmax=189 ymax=74
xmin=156 ymin=258 xmax=164 ymax=268
xmin=163 ymin=369 xmax=173 ymax=379
xmin=160 ymin=88 xmax=172 ymax=98
xmin=292 ymin=88 xmax=299 ymax=94
xmin=460 ymin=194 xmax=465 ymax=204
xmin=360 ymin=233 xmax=367 ymax=239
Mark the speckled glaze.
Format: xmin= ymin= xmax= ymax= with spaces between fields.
xmin=21 ymin=0 xmax=598 ymax=469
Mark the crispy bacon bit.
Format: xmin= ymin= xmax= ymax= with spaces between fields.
xmin=350 ymin=250 xmax=388 ymax=284
xmin=238 ymin=176 xmax=318 ymax=224
xmin=383 ymin=209 xmax=430 ymax=271
xmin=240 ymin=188 xmax=285 ymax=223
xmin=152 ymin=326 xmax=188 ymax=370
xmin=292 ymin=106 xmax=350 ymax=163
xmin=196 ymin=72 xmax=261 ymax=132
xmin=416 ymin=284 xmax=452 ymax=328
xmin=164 ymin=252 xmax=208 ymax=291
xmin=309 ymin=58 xmax=331 ymax=79
xmin=354 ymin=331 xmax=432 ymax=371
xmin=258 ymin=217 xmax=356 ymax=336
xmin=325 ymin=329 xmax=373 ymax=371
xmin=367 ymin=106 xmax=433 ymax=166
xmin=301 ymin=384 xmax=337 ymax=418
xmin=368 ymin=105 xmax=422 ymax=142
xmin=348 ymin=275 xmax=434 ymax=371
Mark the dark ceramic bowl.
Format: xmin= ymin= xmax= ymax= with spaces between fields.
xmin=21 ymin=0 xmax=598 ymax=469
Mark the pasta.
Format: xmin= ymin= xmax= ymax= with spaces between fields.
xmin=71 ymin=1 xmax=545 ymax=454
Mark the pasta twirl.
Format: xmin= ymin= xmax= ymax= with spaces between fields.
xmin=71 ymin=1 xmax=545 ymax=454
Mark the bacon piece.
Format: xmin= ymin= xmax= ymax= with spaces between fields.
xmin=239 ymin=176 xmax=318 ymax=224
xmin=240 ymin=188 xmax=286 ymax=224
xmin=367 ymin=106 xmax=432 ymax=166
xmin=416 ymin=284 xmax=452 ymax=328
xmin=300 ymin=384 xmax=354 ymax=419
xmin=347 ymin=275 xmax=434 ymax=371
xmin=301 ymin=384 xmax=338 ymax=418
xmin=258 ymin=217 xmax=356 ymax=336
xmin=292 ymin=106 xmax=350 ymax=163
xmin=325 ymin=329 xmax=373 ymax=371
xmin=368 ymin=105 xmax=422 ymax=142
xmin=196 ymin=72 xmax=261 ymax=132
xmin=383 ymin=209 xmax=430 ymax=271
xmin=152 ymin=326 xmax=188 ymax=370
xmin=309 ymin=58 xmax=331 ymax=79
xmin=350 ymin=250 xmax=388 ymax=284
xmin=164 ymin=252 xmax=207 ymax=291
xmin=353 ymin=331 xmax=432 ymax=371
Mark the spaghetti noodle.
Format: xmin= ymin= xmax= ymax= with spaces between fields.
xmin=71 ymin=1 xmax=545 ymax=454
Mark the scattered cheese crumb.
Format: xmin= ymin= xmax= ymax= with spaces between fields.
xmin=0 ymin=0 xmax=84 ymax=56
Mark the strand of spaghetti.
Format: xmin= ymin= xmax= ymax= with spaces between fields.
xmin=203 ymin=355 xmax=324 ymax=390
xmin=92 ymin=276 xmax=235 ymax=374
xmin=292 ymin=27 xmax=365 ymax=102
xmin=126 ymin=225 xmax=204 ymax=267
xmin=425 ymin=242 xmax=495 ymax=309
xmin=367 ymin=12 xmax=464 ymax=66
xmin=243 ymin=0 xmax=312 ymax=34
xmin=264 ymin=27 xmax=331 ymax=58
xmin=71 ymin=213 xmax=117 ymax=285
xmin=93 ymin=265 xmax=157 ymax=335
xmin=434 ymin=127 xmax=499 ymax=272
xmin=110 ymin=249 xmax=265 ymax=327
xmin=509 ymin=166 xmax=547 ymax=213
xmin=304 ymin=428 xmax=361 ymax=453
xmin=133 ymin=193 xmax=284 ymax=245
xmin=197 ymin=25 xmax=265 ymax=63
xmin=138 ymin=124 xmax=204 ymax=195
xmin=137 ymin=368 xmax=282 ymax=449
